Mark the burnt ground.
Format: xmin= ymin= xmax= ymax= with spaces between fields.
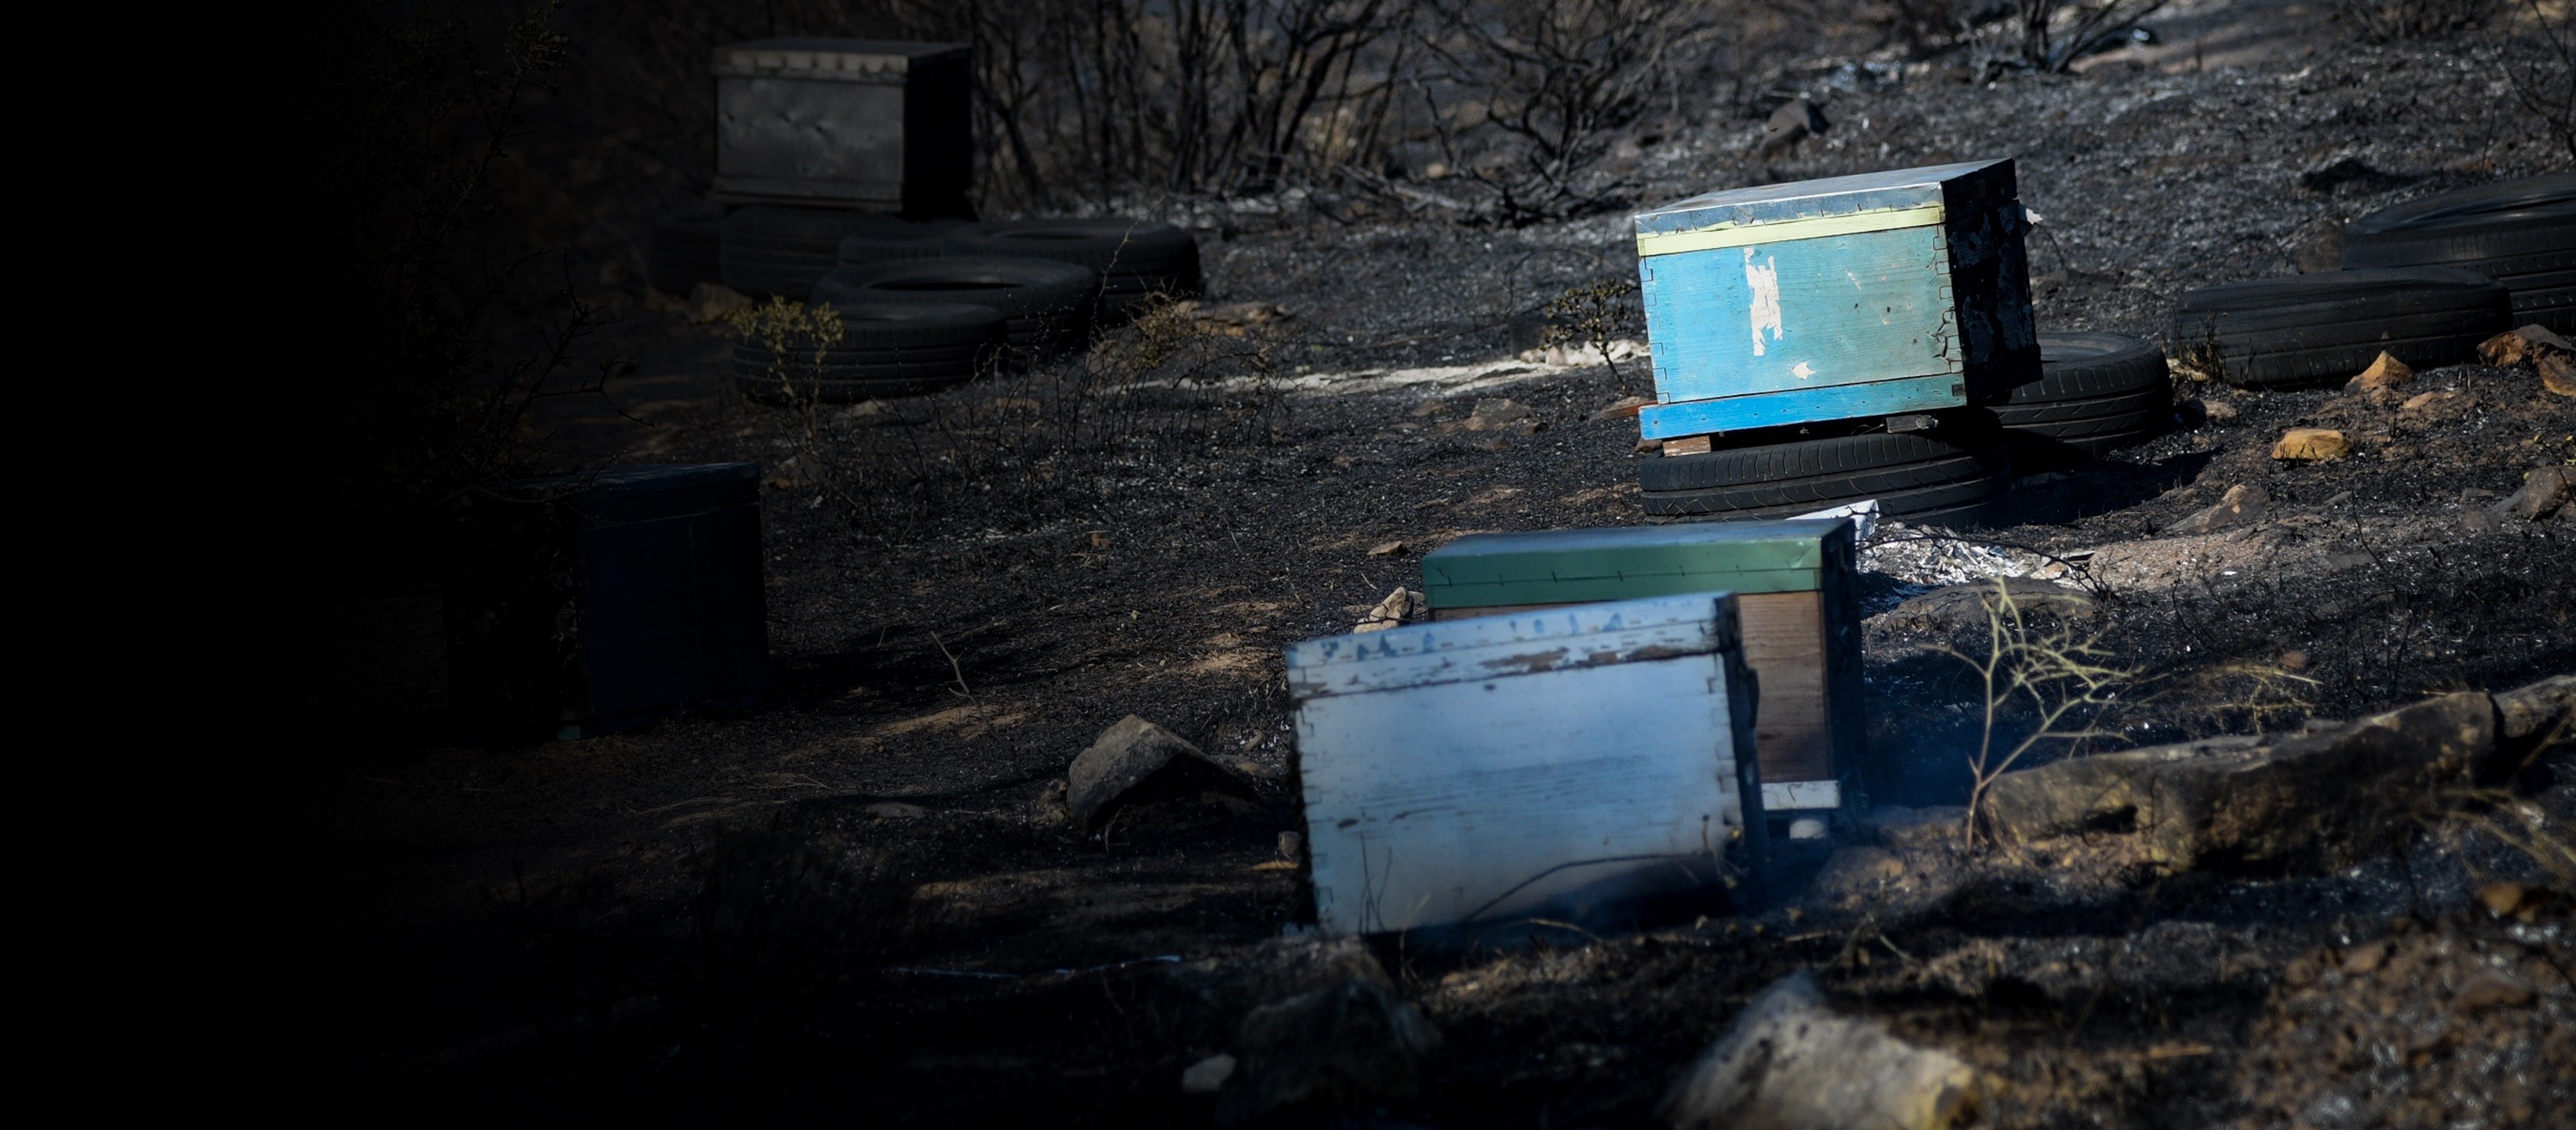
xmin=289 ymin=4 xmax=2573 ymax=1127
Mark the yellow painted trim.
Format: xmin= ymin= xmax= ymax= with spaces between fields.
xmin=1636 ymin=204 xmax=1946 ymax=258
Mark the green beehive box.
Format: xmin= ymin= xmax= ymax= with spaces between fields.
xmin=1422 ymin=519 xmax=1862 ymax=819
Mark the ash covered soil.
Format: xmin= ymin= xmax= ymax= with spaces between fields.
xmin=301 ymin=5 xmax=2572 ymax=1126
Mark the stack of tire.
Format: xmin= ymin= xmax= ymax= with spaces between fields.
xmin=2176 ymin=173 xmax=2567 ymax=389
xmin=814 ymin=257 xmax=1098 ymax=365
xmin=644 ymin=211 xmax=722 ymax=296
xmin=732 ymin=301 xmax=1005 ymax=405
xmin=2342 ymin=173 xmax=2575 ymax=334
xmin=720 ymin=206 xmax=928 ymax=301
xmin=2175 ymin=267 xmax=2514 ymax=389
xmin=1640 ymin=410 xmax=2014 ymax=529
xmin=708 ymin=209 xmax=1203 ymax=398
xmin=835 ymin=217 xmax=969 ymax=269
xmin=1996 ymin=332 xmax=2175 ymax=471
xmin=809 ymin=216 xmax=1204 ymax=368
xmin=940 ymin=218 xmax=1203 ymax=322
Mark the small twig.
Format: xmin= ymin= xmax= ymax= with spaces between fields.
xmin=927 ymin=629 xmax=972 ymax=698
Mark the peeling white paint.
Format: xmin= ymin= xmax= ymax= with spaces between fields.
xmin=1791 ymin=361 xmax=1815 ymax=380
xmin=1743 ymin=247 xmax=1783 ymax=356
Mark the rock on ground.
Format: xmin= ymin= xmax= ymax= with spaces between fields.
xmin=2271 ymin=428 xmax=2350 ymax=461
xmin=2345 ymin=351 xmax=2415 ymax=403
xmin=1352 ymin=586 xmax=1427 ymax=632
xmin=1659 ymin=970 xmax=1989 ymax=1130
xmin=2491 ymin=465 xmax=2568 ymax=522
xmin=1065 ymin=715 xmax=1261 ymax=829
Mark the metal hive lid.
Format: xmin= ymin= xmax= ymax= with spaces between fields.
xmin=1285 ymin=592 xmax=1742 ymax=697
xmin=1422 ymin=519 xmax=1851 ymax=598
xmin=1631 ymin=160 xmax=2014 ymax=253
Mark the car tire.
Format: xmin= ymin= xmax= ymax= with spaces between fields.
xmin=721 ymin=206 xmax=913 ymax=300
xmin=941 ymin=218 xmax=1202 ymax=322
xmin=731 ymin=301 xmax=1001 ymax=401
xmin=811 ymin=257 xmax=1097 ymax=361
xmin=2342 ymin=173 xmax=2576 ymax=334
xmin=2172 ymin=267 xmax=2512 ymax=389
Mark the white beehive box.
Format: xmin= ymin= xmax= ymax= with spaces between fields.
xmin=1286 ymin=594 xmax=1766 ymax=938
xmin=712 ymin=38 xmax=972 ymax=215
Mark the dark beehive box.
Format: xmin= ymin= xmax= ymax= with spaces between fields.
xmin=449 ymin=463 xmax=768 ymax=738
xmin=712 ymin=38 xmax=972 ymax=216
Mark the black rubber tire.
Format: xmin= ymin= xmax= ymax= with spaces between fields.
xmin=720 ymin=207 xmax=912 ymax=300
xmin=1995 ymin=386 xmax=2169 ymax=425
xmin=1640 ymin=411 xmax=2003 ymax=493
xmin=817 ymin=300 xmax=1005 ymax=349
xmin=812 ymin=257 xmax=1097 ymax=360
xmin=2003 ymin=425 xmax=2161 ymax=472
xmin=1889 ymin=496 xmax=2007 ymax=530
xmin=941 ymin=218 xmax=1199 ymax=276
xmin=1996 ymin=335 xmax=2173 ymax=466
xmin=2342 ymin=173 xmax=2576 ymax=334
xmin=2003 ymin=333 xmax=2168 ymax=404
xmin=731 ymin=301 xmax=1002 ymax=353
xmin=1643 ymin=467 xmax=2011 ymax=523
xmin=730 ymin=301 xmax=1000 ymax=386
xmin=836 ymin=217 xmax=969 ymax=269
xmin=2172 ymin=267 xmax=2513 ymax=389
xmin=942 ymin=218 xmax=1203 ymax=322
xmin=2058 ymin=428 xmax=2160 ymax=458
xmin=1640 ymin=447 xmax=2009 ymax=513
xmin=646 ymin=212 xmax=722 ymax=295
xmin=2006 ymin=406 xmax=2165 ymax=440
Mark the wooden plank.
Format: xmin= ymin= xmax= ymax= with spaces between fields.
xmin=1736 ymin=592 xmax=1835 ymax=785
xmin=1637 ymin=374 xmax=1971 ymax=439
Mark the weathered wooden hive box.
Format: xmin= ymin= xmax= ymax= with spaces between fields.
xmin=1420 ymin=519 xmax=1862 ymax=826
xmin=448 ymin=463 xmax=769 ymax=739
xmin=712 ymin=39 xmax=972 ymax=216
xmin=1287 ymin=594 xmax=1765 ymax=939
xmin=1631 ymin=159 xmax=2040 ymax=440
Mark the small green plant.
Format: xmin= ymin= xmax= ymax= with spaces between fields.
xmin=726 ymin=297 xmax=847 ymax=415
xmin=1936 ymin=579 xmax=2139 ymax=850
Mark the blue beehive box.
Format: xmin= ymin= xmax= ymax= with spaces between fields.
xmin=1631 ymin=160 xmax=2040 ymax=440
xmin=448 ymin=463 xmax=770 ymax=739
